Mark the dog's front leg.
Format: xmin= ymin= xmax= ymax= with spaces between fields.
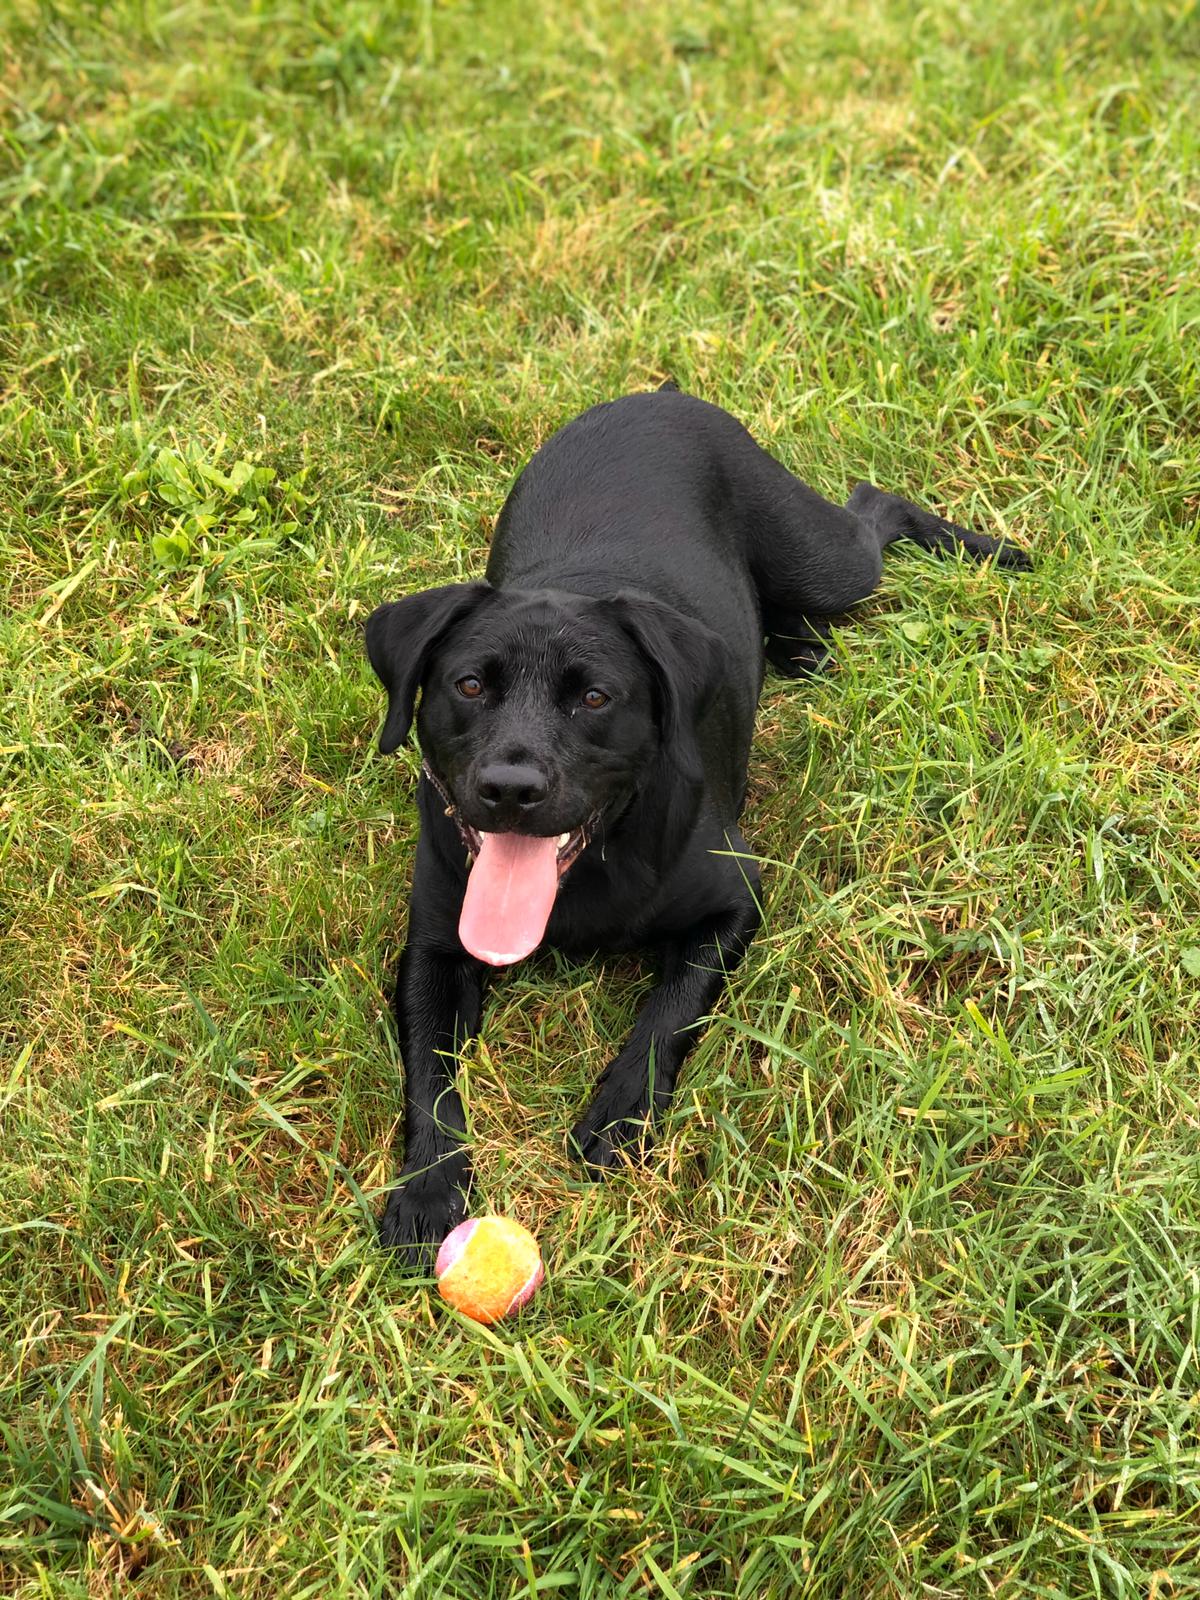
xmin=570 ymin=892 xmax=762 ymax=1173
xmin=379 ymin=925 xmax=485 ymax=1266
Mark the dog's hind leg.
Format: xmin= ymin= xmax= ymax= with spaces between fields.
xmin=845 ymin=482 xmax=1032 ymax=571
xmin=739 ymin=455 xmax=1030 ymax=675
xmin=742 ymin=469 xmax=888 ymax=676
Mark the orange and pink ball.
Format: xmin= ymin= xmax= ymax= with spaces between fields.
xmin=435 ymin=1216 xmax=544 ymax=1324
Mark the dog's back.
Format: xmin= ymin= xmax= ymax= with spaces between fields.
xmin=487 ymin=391 xmax=764 ymax=689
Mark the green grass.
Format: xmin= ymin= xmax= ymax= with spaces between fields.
xmin=3 ymin=0 xmax=1200 ymax=1593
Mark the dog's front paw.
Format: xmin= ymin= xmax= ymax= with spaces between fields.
xmin=569 ymin=1079 xmax=656 ymax=1177
xmin=379 ymin=1162 xmax=470 ymax=1269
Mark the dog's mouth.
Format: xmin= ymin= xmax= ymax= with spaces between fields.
xmin=424 ymin=764 xmax=593 ymax=966
xmin=457 ymin=820 xmax=590 ymax=877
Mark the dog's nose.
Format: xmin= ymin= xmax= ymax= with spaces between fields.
xmin=477 ymin=762 xmax=549 ymax=812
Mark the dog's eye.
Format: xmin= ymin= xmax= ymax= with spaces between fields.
xmin=456 ymin=676 xmax=484 ymax=699
xmin=581 ymin=688 xmax=609 ymax=710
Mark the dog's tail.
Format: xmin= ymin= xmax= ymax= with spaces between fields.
xmin=847 ymin=481 xmax=1032 ymax=571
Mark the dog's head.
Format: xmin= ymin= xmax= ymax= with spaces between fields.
xmin=365 ymin=582 xmax=725 ymax=963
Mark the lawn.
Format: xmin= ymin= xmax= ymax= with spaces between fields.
xmin=3 ymin=0 xmax=1200 ymax=1594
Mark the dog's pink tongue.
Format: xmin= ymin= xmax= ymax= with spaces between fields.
xmin=459 ymin=832 xmax=559 ymax=966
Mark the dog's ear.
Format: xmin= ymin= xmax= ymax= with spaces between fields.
xmin=365 ymin=583 xmax=491 ymax=754
xmin=607 ymin=592 xmax=728 ymax=783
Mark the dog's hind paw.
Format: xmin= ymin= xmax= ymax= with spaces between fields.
xmin=764 ymin=638 xmax=832 ymax=678
xmin=992 ymin=541 xmax=1033 ymax=572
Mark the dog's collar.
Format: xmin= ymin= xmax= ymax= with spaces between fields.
xmin=421 ymin=760 xmax=457 ymax=818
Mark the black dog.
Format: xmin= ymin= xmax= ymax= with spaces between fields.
xmin=366 ymin=386 xmax=1028 ymax=1262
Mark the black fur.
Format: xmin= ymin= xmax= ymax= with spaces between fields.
xmin=366 ymin=388 xmax=1029 ymax=1264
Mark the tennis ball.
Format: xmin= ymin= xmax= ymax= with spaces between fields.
xmin=435 ymin=1215 xmax=544 ymax=1324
